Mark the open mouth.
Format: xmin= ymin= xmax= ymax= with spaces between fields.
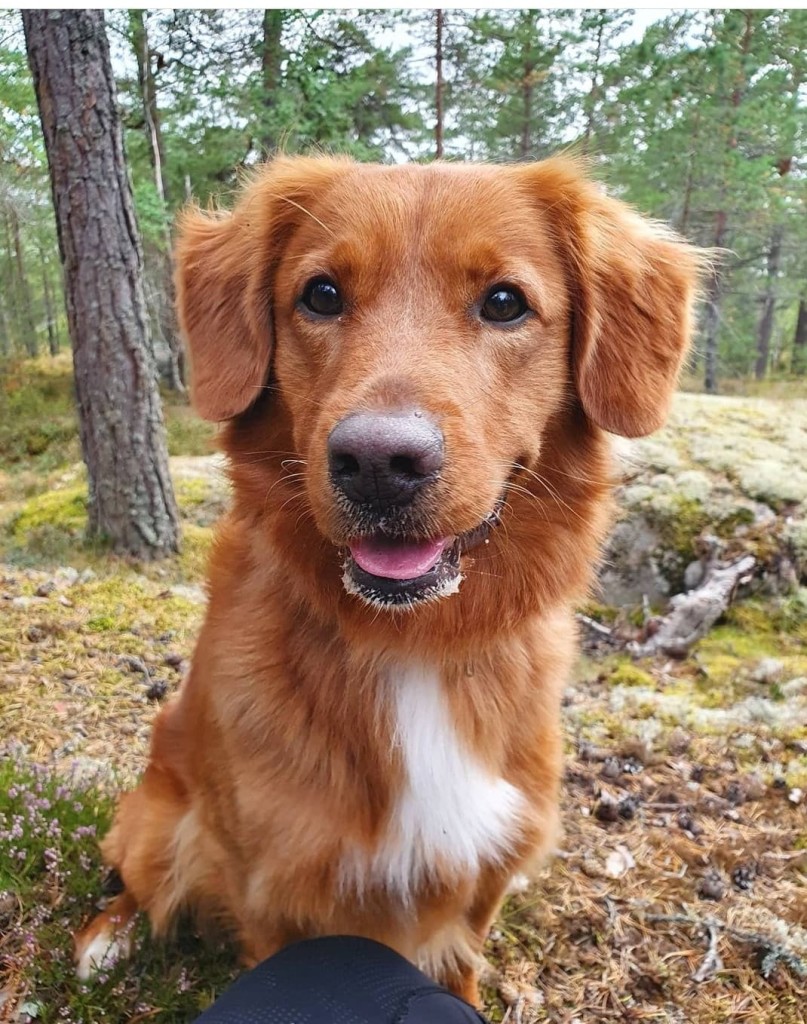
xmin=341 ymin=504 xmax=504 ymax=610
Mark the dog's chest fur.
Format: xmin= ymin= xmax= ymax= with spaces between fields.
xmin=340 ymin=662 xmax=524 ymax=901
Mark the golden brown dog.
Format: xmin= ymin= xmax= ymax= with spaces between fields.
xmin=75 ymin=156 xmax=704 ymax=1003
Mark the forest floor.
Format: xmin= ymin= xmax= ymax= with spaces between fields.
xmin=1 ymin=357 xmax=806 ymax=1023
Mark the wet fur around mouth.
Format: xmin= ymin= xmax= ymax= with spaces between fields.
xmin=340 ymin=499 xmax=506 ymax=611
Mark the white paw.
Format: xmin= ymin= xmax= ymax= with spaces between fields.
xmin=75 ymin=929 xmax=132 ymax=980
xmin=506 ymin=872 xmax=531 ymax=894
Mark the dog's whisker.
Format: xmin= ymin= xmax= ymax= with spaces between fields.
xmin=512 ymin=462 xmax=584 ymax=526
xmin=237 ymin=449 xmax=306 ymax=459
xmin=260 ymin=474 xmax=308 ymax=507
xmin=249 ymin=382 xmax=329 ymax=412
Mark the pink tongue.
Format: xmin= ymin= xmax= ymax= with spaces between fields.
xmin=350 ymin=536 xmax=450 ymax=581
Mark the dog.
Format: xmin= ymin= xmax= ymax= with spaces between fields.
xmin=74 ymin=155 xmax=704 ymax=1004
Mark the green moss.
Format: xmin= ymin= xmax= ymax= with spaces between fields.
xmin=609 ymin=662 xmax=656 ymax=688
xmin=722 ymin=599 xmax=807 ymax=652
xmin=0 ymin=355 xmax=79 ymax=471
xmin=175 ymin=477 xmax=206 ymax=505
xmin=694 ymin=674 xmax=738 ymax=707
xmin=86 ymin=613 xmax=117 ymax=633
xmin=767 ymin=590 xmax=807 ymax=642
xmin=163 ymin=396 xmax=217 ymax=457
xmin=78 ymin=577 xmax=139 ymax=633
xmin=704 ymin=622 xmax=779 ymax=656
xmin=74 ymin=575 xmax=201 ymax=638
xmin=713 ymin=505 xmax=756 ymax=536
xmin=653 ymin=496 xmax=710 ymax=559
xmin=176 ymin=523 xmax=214 ymax=579
xmin=577 ymin=600 xmax=618 ymax=625
xmin=694 ymin=651 xmax=743 ymax=687
xmin=7 ymin=485 xmax=87 ymax=544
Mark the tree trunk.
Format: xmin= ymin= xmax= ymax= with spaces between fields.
xmin=23 ymin=9 xmax=180 ymax=560
xmin=0 ymin=298 xmax=9 ymax=357
xmin=9 ymin=208 xmax=38 ymax=357
xmin=261 ymin=9 xmax=285 ymax=155
xmin=129 ymin=9 xmax=169 ymax=206
xmin=583 ymin=13 xmax=604 ymax=154
xmin=39 ymin=246 xmax=59 ymax=356
xmin=703 ymin=208 xmax=728 ymax=394
xmin=520 ymin=62 xmax=534 ymax=159
xmin=677 ymin=110 xmax=700 ymax=235
xmin=129 ymin=9 xmax=185 ymax=391
xmin=435 ymin=9 xmax=444 ymax=159
xmin=2 ymin=213 xmax=19 ymax=353
xmin=793 ymin=298 xmax=807 ymax=376
xmin=754 ymin=225 xmax=783 ymax=380
xmin=703 ymin=12 xmax=754 ymax=394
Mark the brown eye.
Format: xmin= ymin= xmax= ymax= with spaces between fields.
xmin=481 ymin=285 xmax=528 ymax=324
xmin=301 ymin=277 xmax=343 ymax=316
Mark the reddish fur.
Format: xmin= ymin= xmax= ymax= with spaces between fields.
xmin=76 ymin=156 xmax=704 ymax=1004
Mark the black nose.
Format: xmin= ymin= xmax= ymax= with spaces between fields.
xmin=328 ymin=410 xmax=444 ymax=507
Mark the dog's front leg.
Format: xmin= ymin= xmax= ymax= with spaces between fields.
xmin=74 ymin=890 xmax=139 ymax=980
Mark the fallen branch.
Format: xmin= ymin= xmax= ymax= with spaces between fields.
xmin=691 ymin=921 xmax=723 ymax=983
xmin=629 ymin=555 xmax=756 ymax=658
xmin=576 ymin=612 xmax=613 ymax=637
xmin=641 ymin=910 xmax=807 ymax=981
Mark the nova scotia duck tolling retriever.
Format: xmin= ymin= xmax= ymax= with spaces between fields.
xmin=75 ymin=155 xmax=704 ymax=1004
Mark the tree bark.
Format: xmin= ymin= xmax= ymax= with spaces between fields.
xmin=23 ymin=9 xmax=180 ymax=560
xmin=435 ymin=9 xmax=444 ymax=159
xmin=754 ymin=225 xmax=783 ymax=380
xmin=793 ymin=298 xmax=807 ymax=376
xmin=261 ymin=9 xmax=285 ymax=155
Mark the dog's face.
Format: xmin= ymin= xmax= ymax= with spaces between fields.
xmin=176 ymin=157 xmax=703 ymax=611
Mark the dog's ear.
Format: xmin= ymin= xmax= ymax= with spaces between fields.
xmin=174 ymin=157 xmax=350 ymax=421
xmin=522 ymin=159 xmax=706 ymax=438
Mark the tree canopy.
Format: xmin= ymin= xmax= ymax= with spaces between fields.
xmin=1 ymin=8 xmax=805 ymax=387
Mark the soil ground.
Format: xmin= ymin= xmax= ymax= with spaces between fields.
xmin=1 ymin=362 xmax=805 ymax=1022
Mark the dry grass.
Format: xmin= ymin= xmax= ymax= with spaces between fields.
xmin=1 ymin=367 xmax=806 ymax=1021
xmin=2 ymin=555 xmax=805 ymax=1022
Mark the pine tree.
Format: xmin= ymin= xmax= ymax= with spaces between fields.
xmin=23 ymin=9 xmax=180 ymax=559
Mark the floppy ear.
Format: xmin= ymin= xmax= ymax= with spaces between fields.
xmin=174 ymin=156 xmax=351 ymax=421
xmin=524 ymin=159 xmax=706 ymax=438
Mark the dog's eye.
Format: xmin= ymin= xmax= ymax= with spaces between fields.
xmin=481 ymin=286 xmax=528 ymax=324
xmin=300 ymin=277 xmax=343 ymax=317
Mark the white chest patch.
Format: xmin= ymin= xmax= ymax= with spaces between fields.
xmin=340 ymin=663 xmax=524 ymax=902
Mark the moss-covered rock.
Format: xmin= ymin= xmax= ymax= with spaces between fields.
xmin=738 ymin=463 xmax=807 ymax=507
xmin=603 ymin=393 xmax=807 ymax=608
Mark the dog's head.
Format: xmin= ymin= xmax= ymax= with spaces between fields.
xmin=176 ymin=157 xmax=703 ymax=612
